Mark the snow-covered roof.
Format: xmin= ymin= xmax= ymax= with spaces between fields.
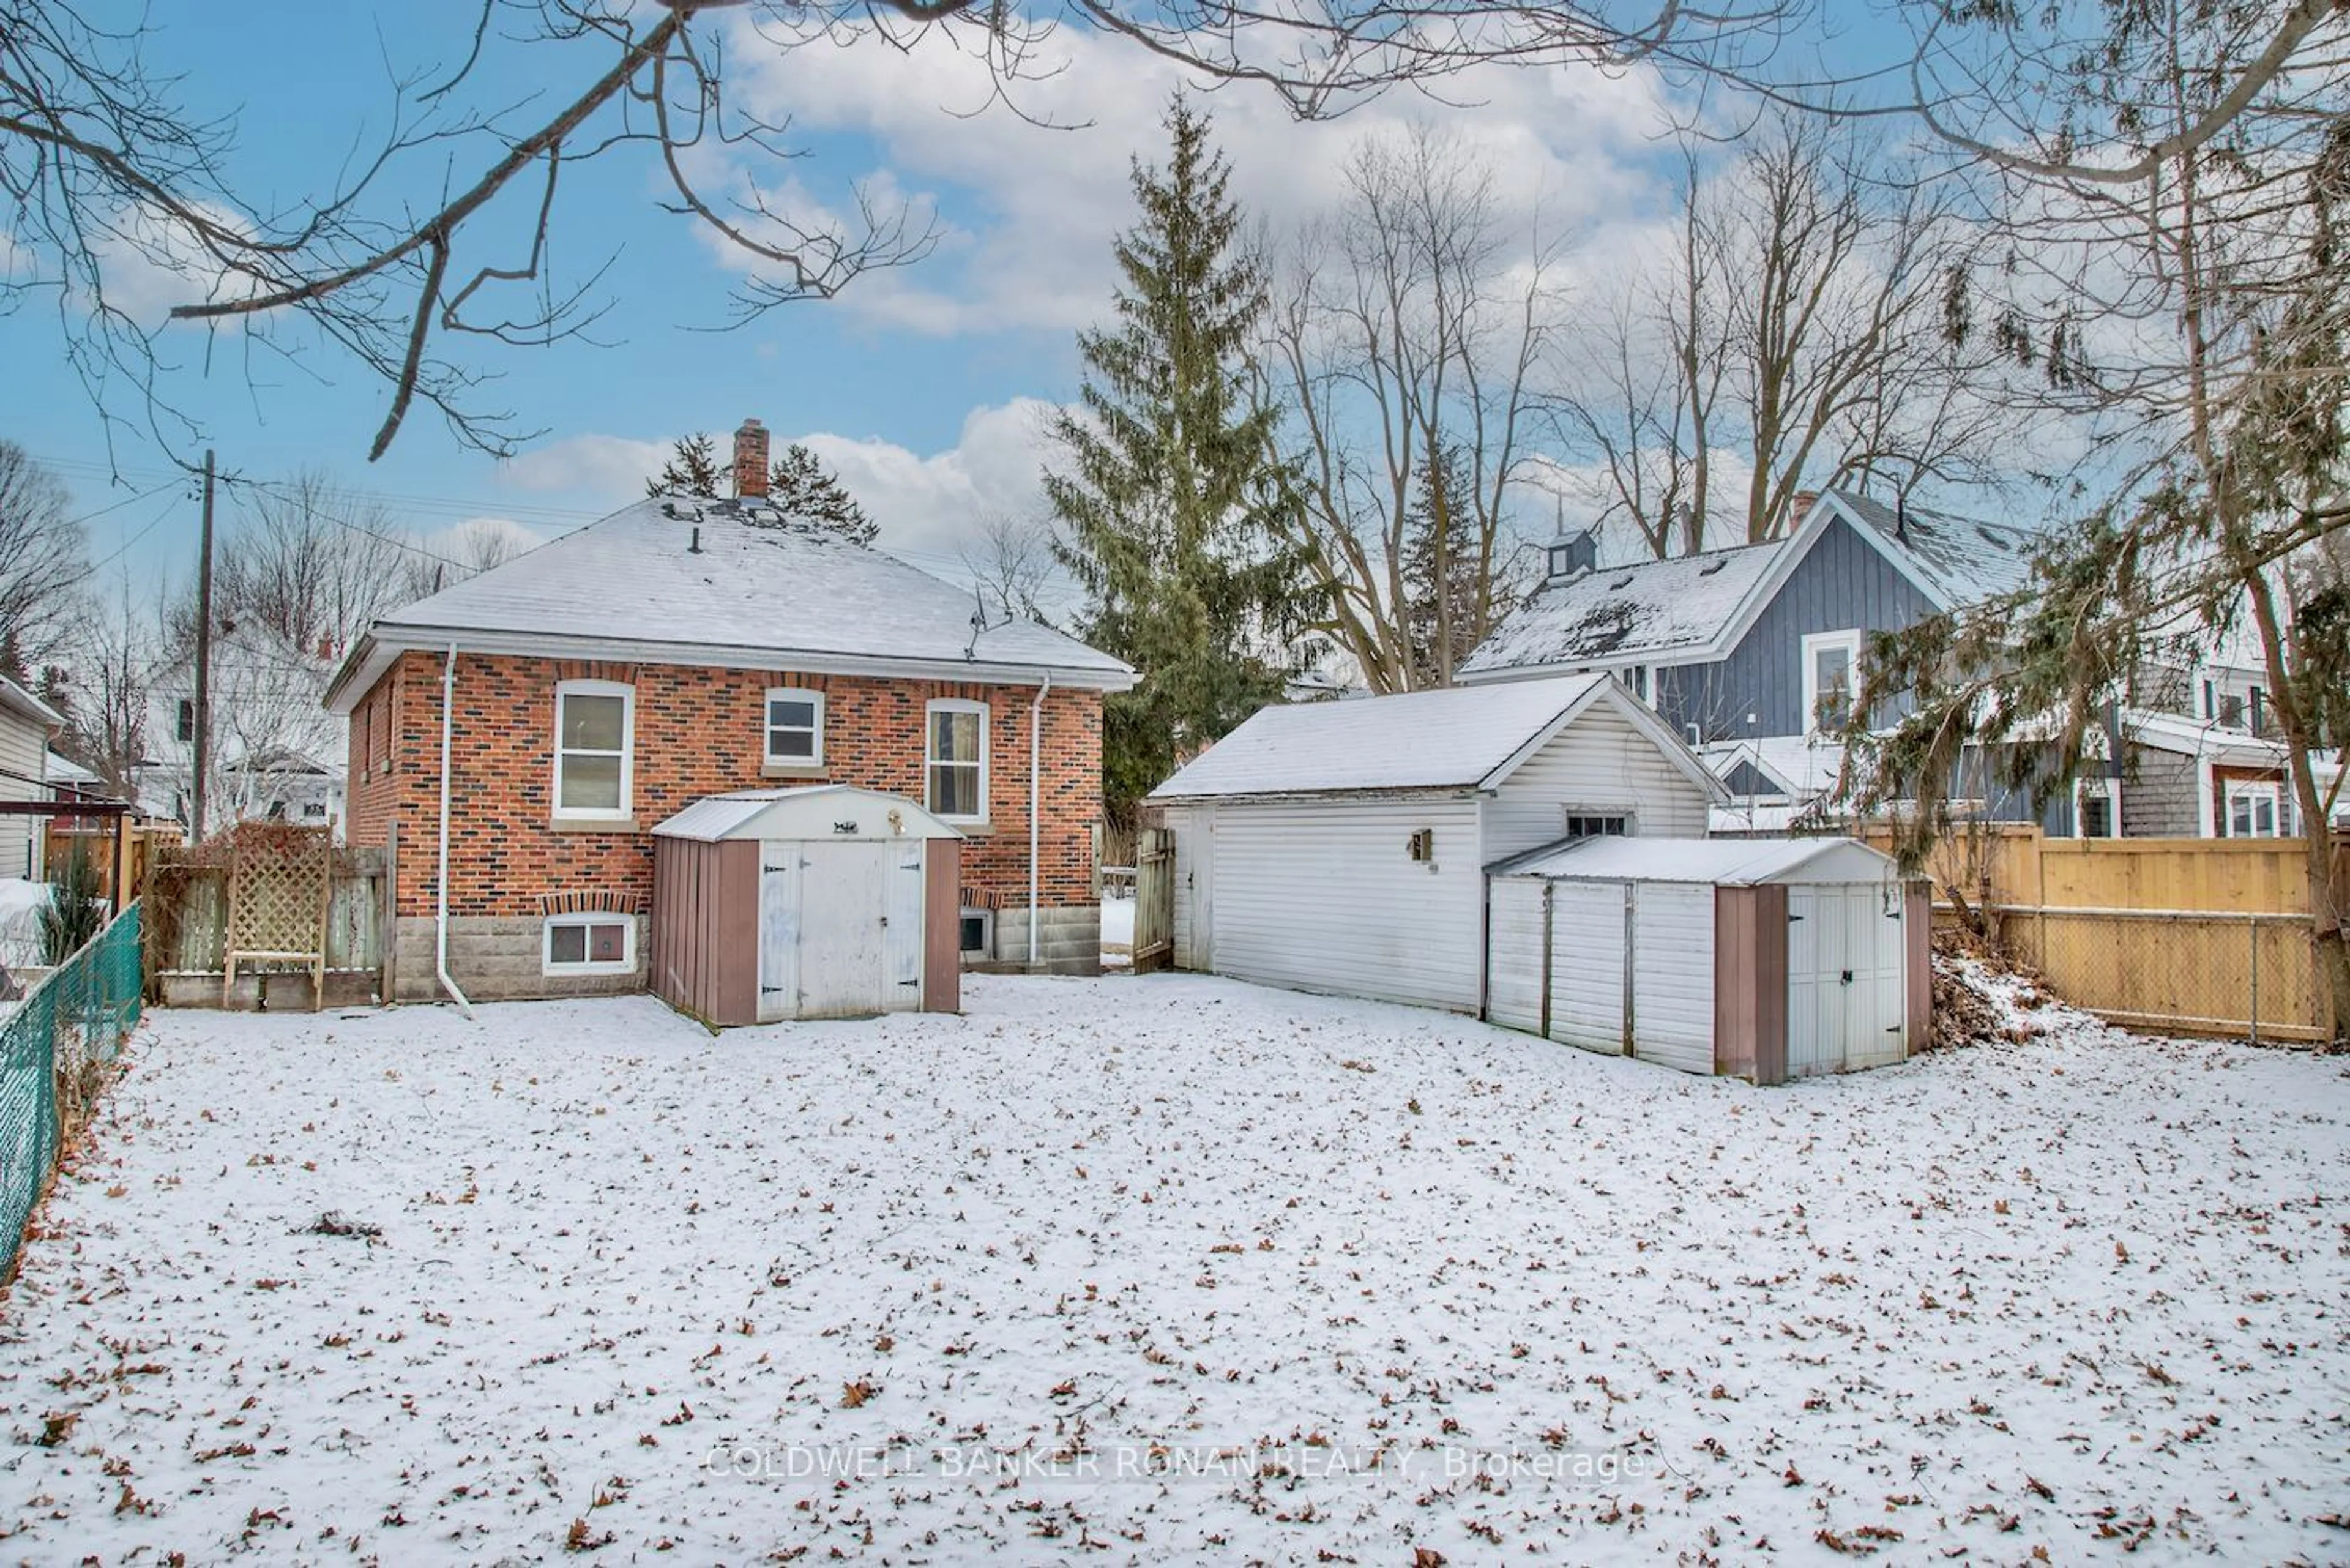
xmin=2121 ymin=708 xmax=2305 ymax=769
xmin=1701 ymin=736 xmax=1848 ymax=800
xmin=0 ymin=676 xmax=63 ymax=734
xmin=1824 ymin=489 xmax=2040 ymax=607
xmin=327 ymin=498 xmax=1134 ymax=712
xmin=42 ymin=750 xmax=99 ymax=788
xmin=1460 ymin=542 xmax=1785 ymax=676
xmin=1463 ymin=487 xmax=2045 ymax=685
xmin=653 ymin=785 xmax=963 ymax=843
xmin=1148 ymin=674 xmax=1723 ymax=802
xmin=1490 ymin=834 xmax=1898 ymax=886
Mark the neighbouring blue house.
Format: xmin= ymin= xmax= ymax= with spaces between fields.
xmin=1456 ymin=488 xmax=2103 ymax=832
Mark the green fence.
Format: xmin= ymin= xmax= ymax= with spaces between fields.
xmin=1 ymin=903 xmax=142 ymax=1277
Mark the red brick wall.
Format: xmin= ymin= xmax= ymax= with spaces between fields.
xmin=345 ymin=651 xmax=1103 ymax=919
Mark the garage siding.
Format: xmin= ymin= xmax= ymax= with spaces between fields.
xmin=1548 ymin=881 xmax=1627 ymax=1054
xmin=1482 ymin=705 xmax=1713 ymax=861
xmin=1630 ymin=883 xmax=1716 ymax=1073
xmin=1485 ymin=878 xmax=1548 ymax=1033
xmin=1208 ymin=797 xmax=1484 ymax=1011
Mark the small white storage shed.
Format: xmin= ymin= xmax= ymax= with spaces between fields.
xmin=650 ymin=786 xmax=963 ymax=1026
xmin=1486 ymin=836 xmax=1928 ymax=1083
xmin=1149 ymin=674 xmax=1726 ymax=1012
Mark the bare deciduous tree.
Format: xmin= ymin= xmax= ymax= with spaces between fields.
xmin=1556 ymin=115 xmax=2006 ymax=559
xmin=4 ymin=0 xmax=1802 ymax=463
xmin=0 ymin=441 xmax=91 ymax=662
xmin=212 ymin=471 xmax=415 ymax=658
xmin=1268 ymin=126 xmax=1556 ymax=692
xmin=1852 ymin=0 xmax=2350 ymax=1037
xmin=960 ymin=513 xmax=1060 ymax=624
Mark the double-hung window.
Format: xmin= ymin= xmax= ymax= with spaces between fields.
xmin=764 ymin=687 xmax=824 ymax=769
xmin=1801 ymin=629 xmax=1863 ymax=734
xmin=554 ymin=679 xmax=633 ymax=821
xmin=926 ymin=699 xmax=988 ymax=822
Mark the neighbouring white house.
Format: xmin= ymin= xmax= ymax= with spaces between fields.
xmin=142 ymin=639 xmax=346 ymax=834
xmin=1147 ymin=673 xmax=1726 ymax=1013
xmin=0 ymin=677 xmax=65 ymax=879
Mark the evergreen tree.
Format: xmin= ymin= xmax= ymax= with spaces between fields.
xmin=645 ymin=433 xmax=722 ymax=498
xmin=1401 ymin=444 xmax=1496 ymax=687
xmin=1045 ymin=94 xmax=1317 ymax=817
xmin=767 ymin=442 xmax=878 ymax=547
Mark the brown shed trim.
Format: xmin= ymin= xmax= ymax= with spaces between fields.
xmin=1904 ymin=878 xmax=1931 ymax=1058
xmin=1712 ymin=884 xmax=1789 ymax=1085
xmin=718 ymin=838 xmax=759 ymax=1027
xmin=925 ymin=838 xmax=961 ymax=1014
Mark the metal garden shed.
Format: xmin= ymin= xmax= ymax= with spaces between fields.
xmin=650 ymin=786 xmax=962 ymax=1026
xmin=1485 ymin=836 xmax=1928 ymax=1083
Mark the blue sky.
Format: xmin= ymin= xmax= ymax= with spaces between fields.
xmin=6 ymin=2 xmax=1919 ymax=594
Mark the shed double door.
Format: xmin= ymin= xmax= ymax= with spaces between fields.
xmin=758 ymin=840 xmax=926 ymax=1021
xmin=1786 ymin=884 xmax=1906 ymax=1075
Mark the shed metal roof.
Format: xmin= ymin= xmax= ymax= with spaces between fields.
xmin=1489 ymin=834 xmax=1897 ymax=886
xmin=652 ymin=785 xmax=962 ymax=843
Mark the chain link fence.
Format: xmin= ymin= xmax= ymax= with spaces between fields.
xmin=1 ymin=903 xmax=142 ymax=1277
xmin=1994 ymin=903 xmax=2330 ymax=1043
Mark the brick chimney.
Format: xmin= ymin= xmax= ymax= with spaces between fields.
xmin=1792 ymin=490 xmax=1820 ymax=526
xmin=733 ymin=417 xmax=770 ymax=500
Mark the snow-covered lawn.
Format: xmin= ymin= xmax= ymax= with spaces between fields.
xmin=3 ymin=976 xmax=2345 ymax=1563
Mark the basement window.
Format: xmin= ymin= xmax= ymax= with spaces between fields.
xmin=544 ymin=915 xmax=634 ymax=976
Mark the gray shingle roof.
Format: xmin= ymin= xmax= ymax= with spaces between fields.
xmin=1458 ymin=542 xmax=1784 ymax=675
xmin=1825 ymin=488 xmax=2040 ymax=605
xmin=349 ymin=497 xmax=1132 ymax=692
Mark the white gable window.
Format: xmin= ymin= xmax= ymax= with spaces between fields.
xmin=2224 ymin=780 xmax=2282 ymax=838
xmin=926 ymin=698 xmax=988 ymax=823
xmin=764 ymin=687 xmax=825 ymax=768
xmin=1800 ymin=629 xmax=1863 ymax=734
xmin=554 ymin=679 xmax=633 ymax=820
xmin=544 ymin=914 xmax=634 ymax=974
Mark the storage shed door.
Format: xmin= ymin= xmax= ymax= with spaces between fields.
xmin=760 ymin=840 xmax=903 ymax=1021
xmin=1546 ymin=882 xmax=1626 ymax=1056
xmin=1786 ymin=884 xmax=1907 ymax=1075
xmin=1484 ymin=879 xmax=1548 ymax=1034
xmin=1629 ymin=883 xmax=1715 ymax=1074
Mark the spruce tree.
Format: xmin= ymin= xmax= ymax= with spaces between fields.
xmin=1401 ymin=444 xmax=1493 ymax=687
xmin=645 ymin=433 xmax=723 ymax=499
xmin=1046 ymin=94 xmax=1316 ymax=818
xmin=767 ymin=442 xmax=878 ymax=547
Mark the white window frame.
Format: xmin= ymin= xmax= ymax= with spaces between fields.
xmin=2072 ymin=776 xmax=2122 ymax=839
xmin=1800 ymin=629 xmax=1863 ymax=735
xmin=763 ymin=686 xmax=826 ymax=769
xmin=553 ymin=678 xmax=635 ymax=823
xmin=925 ymin=698 xmax=990 ymax=824
xmin=2224 ymin=780 xmax=2283 ymax=838
xmin=542 ymin=914 xmax=636 ymax=976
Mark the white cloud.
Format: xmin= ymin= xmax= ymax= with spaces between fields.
xmin=792 ymin=397 xmax=1064 ymax=562
xmin=714 ymin=13 xmax=1683 ymax=337
xmin=494 ymin=433 xmax=670 ymax=497
xmin=421 ymin=515 xmax=551 ymax=564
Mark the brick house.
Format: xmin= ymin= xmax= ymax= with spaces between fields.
xmin=325 ymin=420 xmax=1133 ymax=1004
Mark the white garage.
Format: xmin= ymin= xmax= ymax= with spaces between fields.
xmin=1485 ymin=836 xmax=1928 ymax=1083
xmin=1149 ymin=674 xmax=1726 ymax=1012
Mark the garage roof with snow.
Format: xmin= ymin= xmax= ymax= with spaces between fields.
xmin=1147 ymin=673 xmax=1723 ymax=802
xmin=1488 ymin=834 xmax=1897 ymax=885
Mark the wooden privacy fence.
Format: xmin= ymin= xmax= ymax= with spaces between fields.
xmin=1131 ymin=828 xmax=1174 ymax=973
xmin=143 ymin=845 xmax=389 ymax=1007
xmin=1873 ymin=826 xmax=2344 ymax=1043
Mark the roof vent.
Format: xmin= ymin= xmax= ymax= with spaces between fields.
xmin=1608 ymin=573 xmax=1634 ymax=591
xmin=1975 ymin=525 xmax=2007 ymax=548
xmin=1698 ymin=557 xmax=1728 ymax=577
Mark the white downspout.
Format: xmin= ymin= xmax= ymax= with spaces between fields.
xmin=1029 ymin=671 xmax=1051 ymax=971
xmin=436 ymin=643 xmax=475 ymax=1018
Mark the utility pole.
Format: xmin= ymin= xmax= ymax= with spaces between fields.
xmin=191 ymin=450 xmax=215 ymax=844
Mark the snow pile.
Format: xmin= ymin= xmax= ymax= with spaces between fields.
xmin=0 ymin=878 xmax=51 ymax=972
xmin=1099 ymin=892 xmax=1135 ymax=968
xmin=2 ymin=978 xmax=2344 ymax=1561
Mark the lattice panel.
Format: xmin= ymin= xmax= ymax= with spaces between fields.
xmin=223 ymin=827 xmax=334 ymax=1009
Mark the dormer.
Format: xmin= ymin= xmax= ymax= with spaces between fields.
xmin=1545 ymin=530 xmax=1598 ymax=586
